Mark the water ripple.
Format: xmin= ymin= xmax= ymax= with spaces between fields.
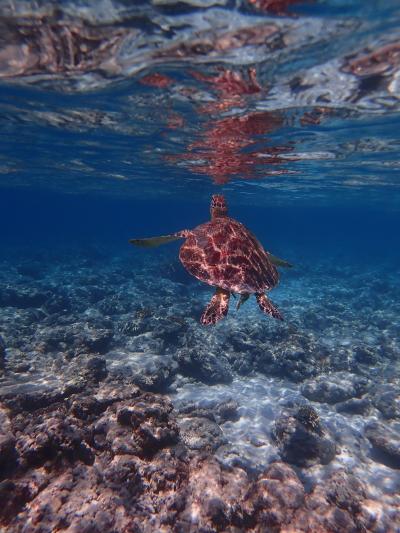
xmin=0 ymin=0 xmax=399 ymax=203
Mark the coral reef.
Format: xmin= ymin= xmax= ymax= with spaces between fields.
xmin=0 ymin=247 xmax=399 ymax=530
xmin=271 ymin=405 xmax=337 ymax=467
xmin=1 ymin=381 xmax=398 ymax=532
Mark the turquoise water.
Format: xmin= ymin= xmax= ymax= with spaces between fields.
xmin=0 ymin=1 xmax=400 ymax=531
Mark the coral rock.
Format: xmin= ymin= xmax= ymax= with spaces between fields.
xmin=365 ymin=421 xmax=400 ymax=469
xmin=272 ymin=406 xmax=337 ymax=467
xmin=301 ymin=373 xmax=370 ymax=404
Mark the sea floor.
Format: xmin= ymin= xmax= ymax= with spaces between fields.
xmin=1 ymin=244 xmax=399 ymax=531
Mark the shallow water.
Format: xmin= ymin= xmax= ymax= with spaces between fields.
xmin=1 ymin=1 xmax=400 ymax=531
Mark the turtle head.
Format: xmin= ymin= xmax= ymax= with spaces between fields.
xmin=210 ymin=194 xmax=228 ymax=219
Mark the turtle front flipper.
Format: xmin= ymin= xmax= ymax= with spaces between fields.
xmin=129 ymin=230 xmax=190 ymax=248
xmin=200 ymin=288 xmax=230 ymax=325
xmin=267 ymin=253 xmax=293 ymax=268
xmin=256 ymin=293 xmax=283 ymax=321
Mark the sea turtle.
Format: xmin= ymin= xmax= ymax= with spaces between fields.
xmin=130 ymin=195 xmax=292 ymax=325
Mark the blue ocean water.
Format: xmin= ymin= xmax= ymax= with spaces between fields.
xmin=1 ymin=0 xmax=400 ymax=531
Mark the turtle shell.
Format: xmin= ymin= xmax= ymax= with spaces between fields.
xmin=179 ymin=217 xmax=278 ymax=294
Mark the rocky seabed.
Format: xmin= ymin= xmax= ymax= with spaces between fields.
xmin=0 ymin=248 xmax=399 ymax=532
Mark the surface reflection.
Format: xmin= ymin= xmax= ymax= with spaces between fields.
xmin=248 ymin=0 xmax=308 ymax=15
xmin=165 ymin=68 xmax=295 ymax=183
xmin=181 ymin=111 xmax=290 ymax=184
xmin=0 ymin=16 xmax=129 ymax=80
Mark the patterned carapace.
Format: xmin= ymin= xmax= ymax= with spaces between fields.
xmin=179 ymin=196 xmax=279 ymax=294
xmin=130 ymin=194 xmax=287 ymax=324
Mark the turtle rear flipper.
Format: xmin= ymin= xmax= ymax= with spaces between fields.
xmin=256 ymin=293 xmax=283 ymax=321
xmin=201 ymin=288 xmax=230 ymax=325
xmin=267 ymin=253 xmax=293 ymax=268
xmin=129 ymin=230 xmax=190 ymax=248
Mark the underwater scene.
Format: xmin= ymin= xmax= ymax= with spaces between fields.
xmin=1 ymin=0 xmax=400 ymax=531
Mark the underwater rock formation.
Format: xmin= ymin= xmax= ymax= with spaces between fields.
xmin=336 ymin=397 xmax=372 ymax=415
xmin=178 ymin=416 xmax=225 ymax=452
xmin=301 ymin=372 xmax=370 ymax=404
xmin=0 ymin=286 xmax=49 ymax=308
xmin=0 ymin=250 xmax=399 ymax=530
xmin=1 ymin=380 xmax=397 ymax=532
xmin=365 ymin=422 xmax=400 ymax=469
xmin=177 ymin=347 xmax=233 ymax=384
xmin=177 ymin=398 xmax=240 ymax=425
xmin=271 ymin=405 xmax=337 ymax=467
xmin=110 ymin=352 xmax=178 ymax=392
xmin=372 ymin=384 xmax=400 ymax=420
xmin=0 ymin=335 xmax=5 ymax=373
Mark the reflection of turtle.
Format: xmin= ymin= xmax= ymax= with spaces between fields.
xmin=130 ymin=195 xmax=292 ymax=325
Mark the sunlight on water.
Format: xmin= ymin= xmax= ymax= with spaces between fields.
xmin=0 ymin=0 xmax=399 ymax=205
